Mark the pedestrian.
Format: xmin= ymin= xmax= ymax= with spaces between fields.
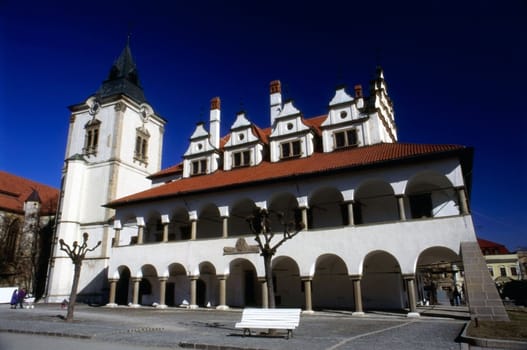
xmin=17 ymin=288 xmax=26 ymax=309
xmin=10 ymin=289 xmax=18 ymax=309
xmin=453 ymin=286 xmax=461 ymax=306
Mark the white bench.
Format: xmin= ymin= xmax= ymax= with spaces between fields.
xmin=235 ymin=308 xmax=302 ymax=339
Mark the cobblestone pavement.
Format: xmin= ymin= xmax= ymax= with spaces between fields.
xmin=0 ymin=304 xmax=469 ymax=350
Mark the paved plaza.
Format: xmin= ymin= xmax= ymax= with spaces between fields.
xmin=0 ymin=303 xmax=471 ymax=349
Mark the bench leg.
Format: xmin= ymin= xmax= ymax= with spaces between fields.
xmin=287 ymin=329 xmax=292 ymax=339
xmin=243 ymin=328 xmax=251 ymax=337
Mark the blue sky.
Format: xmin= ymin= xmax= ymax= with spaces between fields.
xmin=1 ymin=1 xmax=525 ymax=251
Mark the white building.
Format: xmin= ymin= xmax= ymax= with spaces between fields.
xmin=47 ymin=43 xmax=507 ymax=319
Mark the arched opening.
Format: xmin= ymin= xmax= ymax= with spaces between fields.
xmin=169 ymin=207 xmax=191 ymax=241
xmin=272 ymin=256 xmax=302 ymax=308
xmin=168 ymin=263 xmax=188 ymax=306
xmin=309 ymin=187 xmax=346 ymax=229
xmin=416 ymin=246 xmax=463 ymax=306
xmin=354 ymin=180 xmax=398 ymax=224
xmin=227 ymin=258 xmax=259 ymax=307
xmin=139 ymin=264 xmax=158 ymax=305
xmin=198 ymin=262 xmax=217 ymax=307
xmin=144 ymin=212 xmax=162 ymax=243
xmin=362 ymin=251 xmax=404 ymax=310
xmin=268 ymin=192 xmax=300 ymax=234
xmin=405 ymin=172 xmax=457 ymax=219
xmin=116 ymin=266 xmax=131 ymax=305
xmin=197 ymin=204 xmax=222 ymax=239
xmin=313 ymin=254 xmax=353 ymax=309
xmin=229 ymin=198 xmax=257 ymax=236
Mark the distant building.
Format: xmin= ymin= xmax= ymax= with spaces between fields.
xmin=46 ymin=42 xmax=508 ymax=320
xmin=0 ymin=171 xmax=59 ymax=299
xmin=478 ymin=238 xmax=522 ymax=284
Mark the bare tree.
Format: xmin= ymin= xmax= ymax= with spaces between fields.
xmin=247 ymin=207 xmax=304 ymax=309
xmin=59 ymin=232 xmax=101 ymax=322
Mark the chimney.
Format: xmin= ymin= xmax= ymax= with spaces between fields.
xmin=354 ymin=84 xmax=363 ymax=98
xmin=209 ymin=97 xmax=221 ymax=149
xmin=270 ymin=80 xmax=282 ymax=125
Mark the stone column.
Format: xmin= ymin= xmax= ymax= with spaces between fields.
xmin=302 ymin=277 xmax=314 ymax=313
xmin=157 ymin=277 xmax=168 ymax=308
xmin=189 ymin=276 xmax=198 ymax=309
xmin=350 ymin=274 xmax=364 ymax=316
xmin=131 ymin=277 xmax=141 ymax=307
xmin=258 ymin=277 xmax=268 ymax=308
xmin=346 ymin=201 xmax=355 ymax=226
xmin=137 ymin=226 xmax=144 ymax=245
xmin=107 ymin=278 xmax=118 ymax=307
xmin=190 ymin=220 xmax=197 ymax=241
xmin=162 ymin=223 xmax=169 ymax=243
xmin=113 ymin=229 xmax=121 ymax=247
xmin=396 ymin=195 xmax=406 ymax=221
xmin=456 ymin=187 xmax=469 ymax=215
xmin=222 ymin=217 xmax=228 ymax=238
xmin=300 ymin=207 xmax=308 ymax=230
xmin=216 ymin=275 xmax=228 ymax=310
xmin=403 ymin=274 xmax=420 ymax=317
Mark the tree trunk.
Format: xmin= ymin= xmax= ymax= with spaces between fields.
xmin=66 ymin=261 xmax=82 ymax=322
xmin=263 ymin=251 xmax=277 ymax=336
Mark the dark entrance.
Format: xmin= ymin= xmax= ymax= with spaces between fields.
xmin=166 ymin=282 xmax=175 ymax=306
xmin=116 ymin=269 xmax=130 ymax=305
xmin=244 ymin=270 xmax=256 ymax=306
xmin=197 ymin=279 xmax=206 ymax=306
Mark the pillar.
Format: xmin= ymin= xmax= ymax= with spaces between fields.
xmin=189 ymin=275 xmax=198 ymax=309
xmin=346 ymin=201 xmax=354 ymax=226
xmin=131 ymin=277 xmax=141 ymax=307
xmin=190 ymin=219 xmax=197 ymax=240
xmin=216 ymin=275 xmax=228 ymax=310
xmin=113 ymin=229 xmax=121 ymax=247
xmin=302 ymin=277 xmax=314 ymax=313
xmin=137 ymin=226 xmax=144 ymax=245
xmin=107 ymin=278 xmax=118 ymax=307
xmin=396 ymin=195 xmax=406 ymax=221
xmin=350 ymin=274 xmax=364 ymax=316
xmin=300 ymin=207 xmax=308 ymax=230
xmin=157 ymin=277 xmax=168 ymax=308
xmin=258 ymin=277 xmax=268 ymax=308
xmin=162 ymin=223 xmax=169 ymax=242
xmin=222 ymin=217 xmax=228 ymax=238
xmin=403 ymin=274 xmax=420 ymax=318
xmin=456 ymin=187 xmax=469 ymax=215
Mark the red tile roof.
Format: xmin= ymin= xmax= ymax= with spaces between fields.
xmin=478 ymin=238 xmax=510 ymax=255
xmin=108 ymin=142 xmax=469 ymax=208
xmin=0 ymin=171 xmax=59 ymax=215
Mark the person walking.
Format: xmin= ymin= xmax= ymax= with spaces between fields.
xmin=10 ymin=289 xmax=18 ymax=309
xmin=17 ymin=288 xmax=26 ymax=309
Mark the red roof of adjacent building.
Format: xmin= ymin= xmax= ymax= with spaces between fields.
xmin=0 ymin=171 xmax=59 ymax=216
xmin=108 ymin=142 xmax=470 ymax=208
xmin=478 ymin=238 xmax=510 ymax=255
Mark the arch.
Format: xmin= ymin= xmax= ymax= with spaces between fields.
xmin=121 ymin=214 xmax=138 ymax=246
xmin=312 ymin=254 xmax=353 ymax=309
xmin=115 ymin=265 xmax=131 ymax=305
xmin=229 ymin=198 xmax=257 ymax=236
xmin=169 ymin=207 xmax=191 ymax=241
xmin=144 ymin=211 xmax=162 ymax=243
xmin=139 ymin=264 xmax=158 ymax=305
xmin=272 ymin=256 xmax=302 ymax=308
xmin=415 ymin=246 xmax=463 ymax=306
xmin=198 ymin=261 xmax=218 ymax=307
xmin=361 ymin=250 xmax=404 ymax=310
xmin=354 ymin=180 xmax=398 ymax=224
xmin=405 ymin=171 xmax=458 ymax=219
xmin=267 ymin=192 xmax=300 ymax=234
xmin=167 ymin=263 xmax=189 ymax=307
xmin=227 ymin=258 xmax=259 ymax=307
xmin=308 ymin=187 xmax=346 ymax=229
xmin=197 ymin=203 xmax=222 ymax=239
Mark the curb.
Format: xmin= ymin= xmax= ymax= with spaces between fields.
xmin=0 ymin=328 xmax=92 ymax=340
xmin=179 ymin=342 xmax=268 ymax=350
xmin=459 ymin=322 xmax=527 ymax=349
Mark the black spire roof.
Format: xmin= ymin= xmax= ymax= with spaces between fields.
xmin=97 ymin=40 xmax=146 ymax=104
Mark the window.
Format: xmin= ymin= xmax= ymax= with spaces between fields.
xmin=191 ymin=159 xmax=208 ymax=175
xmin=233 ymin=150 xmax=251 ymax=168
xmin=511 ymin=267 xmax=517 ymax=276
xmin=134 ymin=128 xmax=150 ymax=163
xmin=334 ymin=129 xmax=358 ymax=149
xmin=409 ymin=193 xmax=433 ymax=218
xmin=83 ymin=120 xmax=100 ymax=155
xmin=280 ymin=140 xmax=301 ymax=159
xmin=488 ymin=267 xmax=494 ymax=277
xmin=500 ymin=266 xmax=507 ymax=277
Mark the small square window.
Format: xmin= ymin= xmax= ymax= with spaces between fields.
xmin=191 ymin=159 xmax=207 ymax=175
xmin=233 ymin=150 xmax=251 ymax=168
xmin=334 ymin=129 xmax=358 ymax=149
xmin=280 ymin=140 xmax=301 ymax=159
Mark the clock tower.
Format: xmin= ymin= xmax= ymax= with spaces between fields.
xmin=46 ymin=41 xmax=166 ymax=302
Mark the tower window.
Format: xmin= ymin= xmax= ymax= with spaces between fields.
xmin=280 ymin=140 xmax=301 ymax=159
xmin=134 ymin=127 xmax=150 ymax=164
xmin=334 ymin=129 xmax=358 ymax=149
xmin=233 ymin=150 xmax=251 ymax=168
xmin=83 ymin=120 xmax=101 ymax=156
xmin=191 ymin=159 xmax=208 ymax=175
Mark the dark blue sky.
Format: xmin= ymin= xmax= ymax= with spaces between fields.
xmin=1 ymin=1 xmax=525 ymax=250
